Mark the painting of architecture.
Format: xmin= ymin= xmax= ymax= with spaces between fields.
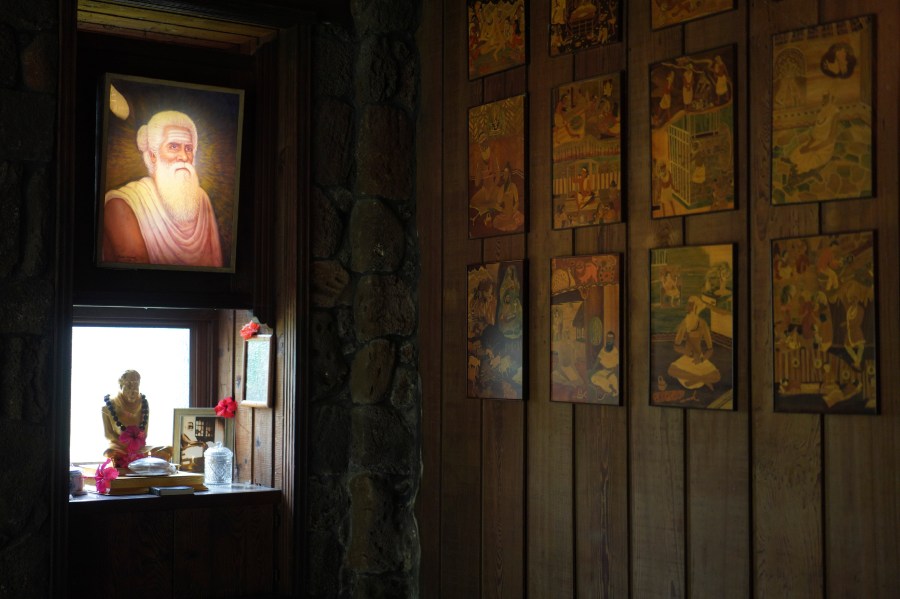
xmin=468 ymin=0 xmax=526 ymax=79
xmin=467 ymin=260 xmax=526 ymax=400
xmin=772 ymin=232 xmax=877 ymax=414
xmin=650 ymin=244 xmax=734 ymax=409
xmin=771 ymin=16 xmax=873 ymax=205
xmin=469 ymin=94 xmax=527 ymax=238
xmin=550 ymin=254 xmax=621 ymax=405
xmin=550 ymin=0 xmax=621 ymax=56
xmin=650 ymin=45 xmax=736 ymax=218
xmin=651 ymin=0 xmax=733 ymax=30
xmin=552 ymin=73 xmax=623 ymax=229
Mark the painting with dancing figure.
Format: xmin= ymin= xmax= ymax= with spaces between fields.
xmin=650 ymin=244 xmax=734 ymax=409
xmin=651 ymin=0 xmax=733 ymax=30
xmin=649 ymin=45 xmax=736 ymax=219
xmin=467 ymin=0 xmax=526 ymax=79
xmin=771 ymin=16 xmax=873 ymax=205
xmin=771 ymin=232 xmax=877 ymax=414
xmin=550 ymin=254 xmax=622 ymax=405
xmin=468 ymin=94 xmax=527 ymax=238
xmin=467 ymin=260 xmax=526 ymax=400
xmin=550 ymin=0 xmax=621 ymax=56
xmin=552 ymin=73 xmax=623 ymax=229
xmin=98 ymin=74 xmax=244 ymax=272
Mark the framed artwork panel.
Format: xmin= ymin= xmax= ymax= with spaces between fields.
xmin=98 ymin=73 xmax=244 ymax=272
xmin=467 ymin=260 xmax=526 ymax=400
xmin=650 ymin=244 xmax=735 ymax=409
xmin=468 ymin=0 xmax=526 ymax=79
xmin=172 ymin=408 xmax=236 ymax=474
xmin=771 ymin=15 xmax=874 ymax=205
xmin=550 ymin=0 xmax=622 ymax=57
xmin=552 ymin=73 xmax=624 ymax=229
xmin=243 ymin=334 xmax=274 ymax=408
xmin=650 ymin=45 xmax=736 ymax=219
xmin=651 ymin=0 xmax=734 ymax=30
xmin=771 ymin=231 xmax=877 ymax=414
xmin=468 ymin=94 xmax=527 ymax=238
xmin=550 ymin=254 xmax=622 ymax=405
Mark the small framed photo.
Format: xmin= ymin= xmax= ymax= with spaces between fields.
xmin=468 ymin=0 xmax=526 ymax=79
xmin=649 ymin=244 xmax=735 ymax=409
xmin=550 ymin=0 xmax=622 ymax=56
xmin=173 ymin=408 xmax=235 ymax=474
xmin=771 ymin=231 xmax=877 ymax=414
xmin=242 ymin=334 xmax=274 ymax=408
xmin=98 ymin=73 xmax=245 ymax=272
xmin=771 ymin=16 xmax=874 ymax=205
xmin=467 ymin=260 xmax=526 ymax=399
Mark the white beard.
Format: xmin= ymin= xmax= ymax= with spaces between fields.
xmin=154 ymin=161 xmax=202 ymax=224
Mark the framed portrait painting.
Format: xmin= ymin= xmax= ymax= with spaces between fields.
xmin=552 ymin=73 xmax=623 ymax=229
xmin=771 ymin=16 xmax=874 ymax=205
xmin=771 ymin=231 xmax=877 ymax=414
xmin=649 ymin=244 xmax=735 ymax=409
xmin=97 ymin=73 xmax=245 ymax=272
xmin=468 ymin=0 xmax=526 ymax=79
xmin=550 ymin=254 xmax=622 ymax=405
xmin=467 ymin=260 xmax=526 ymax=400
xmin=550 ymin=0 xmax=621 ymax=56
xmin=468 ymin=94 xmax=527 ymax=238
xmin=172 ymin=408 xmax=236 ymax=474
xmin=650 ymin=45 xmax=736 ymax=219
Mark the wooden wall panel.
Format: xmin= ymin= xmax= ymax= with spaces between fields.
xmin=425 ymin=1 xmax=900 ymax=597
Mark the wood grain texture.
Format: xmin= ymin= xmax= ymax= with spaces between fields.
xmin=234 ymin=309 xmax=253 ymax=482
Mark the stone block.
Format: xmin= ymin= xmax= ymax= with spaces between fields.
xmin=353 ymin=275 xmax=415 ymax=342
xmin=312 ymin=260 xmax=351 ymax=308
xmin=311 ymin=311 xmax=349 ymax=398
xmin=0 ymin=0 xmax=56 ymax=30
xmin=21 ymin=166 xmax=49 ymax=277
xmin=347 ymin=474 xmax=405 ymax=573
xmin=312 ymin=98 xmax=354 ymax=187
xmin=350 ymin=405 xmax=415 ymax=475
xmin=312 ymin=186 xmax=343 ymax=259
xmin=0 ymin=25 xmax=17 ymax=87
xmin=313 ymin=24 xmax=353 ymax=99
xmin=309 ymin=404 xmax=350 ymax=475
xmin=0 ymin=279 xmax=51 ymax=335
xmin=356 ymin=105 xmax=413 ymax=201
xmin=349 ymin=198 xmax=404 ymax=273
xmin=354 ymin=574 xmax=416 ymax=599
xmin=0 ymin=90 xmax=55 ymax=162
xmin=21 ymin=32 xmax=55 ymax=93
xmin=307 ymin=529 xmax=345 ymax=597
xmin=308 ymin=475 xmax=349 ymax=532
xmin=350 ymin=0 xmax=418 ymax=36
xmin=0 ymin=162 xmax=22 ymax=277
xmin=356 ymin=36 xmax=398 ymax=104
xmin=350 ymin=338 xmax=395 ymax=405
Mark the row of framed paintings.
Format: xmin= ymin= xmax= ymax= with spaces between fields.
xmin=469 ymin=15 xmax=874 ymax=238
xmin=466 ymin=230 xmax=878 ymax=415
xmin=468 ymin=0 xmax=736 ymax=80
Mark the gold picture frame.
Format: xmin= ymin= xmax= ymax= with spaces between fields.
xmin=172 ymin=408 xmax=235 ymax=474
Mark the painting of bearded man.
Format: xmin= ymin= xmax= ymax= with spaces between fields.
xmin=98 ymin=74 xmax=244 ymax=271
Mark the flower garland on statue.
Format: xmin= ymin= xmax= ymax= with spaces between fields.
xmin=103 ymin=393 xmax=149 ymax=469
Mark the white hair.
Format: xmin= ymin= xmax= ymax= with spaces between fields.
xmin=136 ymin=110 xmax=198 ymax=175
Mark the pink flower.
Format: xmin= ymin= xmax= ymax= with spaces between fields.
xmin=216 ymin=396 xmax=237 ymax=418
xmin=95 ymin=458 xmax=119 ymax=495
xmin=240 ymin=320 xmax=260 ymax=341
xmin=119 ymin=425 xmax=146 ymax=453
xmin=118 ymin=452 xmax=144 ymax=469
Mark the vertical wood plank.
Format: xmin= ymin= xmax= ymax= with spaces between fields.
xmin=442 ymin=1 xmax=486 ymax=596
xmin=749 ymin=1 xmax=824 ymax=597
xmin=234 ymin=308 xmax=253 ymax=483
xmin=482 ymin=399 xmax=525 ymax=599
xmin=819 ymin=1 xmax=900 ymax=597
xmin=416 ymin=0 xmax=444 ymax=594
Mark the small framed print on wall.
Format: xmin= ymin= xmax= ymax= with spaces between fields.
xmin=550 ymin=0 xmax=622 ymax=57
xmin=467 ymin=260 xmax=526 ymax=400
xmin=550 ymin=254 xmax=622 ymax=405
xmin=98 ymin=73 xmax=245 ymax=272
xmin=467 ymin=0 xmax=526 ymax=79
xmin=650 ymin=244 xmax=735 ymax=410
xmin=243 ymin=334 xmax=274 ymax=408
xmin=771 ymin=231 xmax=877 ymax=414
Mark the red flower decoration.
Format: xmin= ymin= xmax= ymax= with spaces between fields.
xmin=95 ymin=458 xmax=119 ymax=495
xmin=216 ymin=396 xmax=237 ymax=418
xmin=240 ymin=320 xmax=260 ymax=341
xmin=119 ymin=425 xmax=147 ymax=453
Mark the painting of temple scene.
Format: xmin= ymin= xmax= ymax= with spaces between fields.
xmin=469 ymin=94 xmax=527 ymax=238
xmin=772 ymin=232 xmax=877 ymax=414
xmin=651 ymin=0 xmax=734 ymax=30
xmin=552 ymin=73 xmax=623 ymax=229
xmin=650 ymin=45 xmax=736 ymax=218
xmin=771 ymin=16 xmax=873 ymax=205
xmin=468 ymin=0 xmax=526 ymax=79
xmin=550 ymin=254 xmax=621 ymax=405
xmin=550 ymin=0 xmax=621 ymax=56
xmin=467 ymin=260 xmax=526 ymax=400
xmin=650 ymin=244 xmax=734 ymax=409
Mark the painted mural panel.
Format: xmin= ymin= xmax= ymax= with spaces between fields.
xmin=550 ymin=254 xmax=621 ymax=405
xmin=552 ymin=73 xmax=623 ymax=229
xmin=467 ymin=260 xmax=526 ymax=400
xmin=650 ymin=45 xmax=736 ymax=218
xmin=772 ymin=232 xmax=877 ymax=414
xmin=549 ymin=0 xmax=621 ymax=56
xmin=651 ymin=0 xmax=733 ymax=30
xmin=468 ymin=0 xmax=526 ymax=79
xmin=771 ymin=16 xmax=874 ymax=205
xmin=650 ymin=245 xmax=734 ymax=409
xmin=468 ymin=94 xmax=527 ymax=238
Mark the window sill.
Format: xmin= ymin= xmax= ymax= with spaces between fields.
xmin=69 ymin=483 xmax=280 ymax=515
